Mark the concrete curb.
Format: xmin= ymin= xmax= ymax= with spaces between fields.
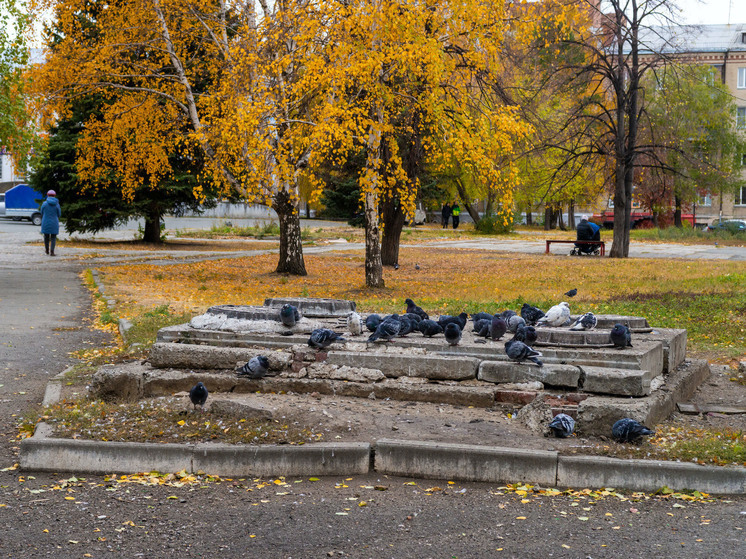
xmin=20 ymin=425 xmax=746 ymax=494
xmin=42 ymin=367 xmax=72 ymax=407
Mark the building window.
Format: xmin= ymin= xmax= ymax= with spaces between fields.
xmin=736 ymin=186 xmax=746 ymax=206
xmin=697 ymin=194 xmax=712 ymax=206
xmin=738 ymin=107 xmax=746 ymax=129
xmin=739 ymin=68 xmax=746 ymax=89
xmin=742 ymin=32 xmax=746 ymax=44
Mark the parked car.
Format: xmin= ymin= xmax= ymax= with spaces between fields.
xmin=706 ymin=219 xmax=746 ymax=232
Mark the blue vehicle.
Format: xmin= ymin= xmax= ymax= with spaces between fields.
xmin=0 ymin=184 xmax=44 ymax=226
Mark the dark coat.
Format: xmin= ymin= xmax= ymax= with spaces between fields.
xmin=40 ymin=197 xmax=61 ymax=235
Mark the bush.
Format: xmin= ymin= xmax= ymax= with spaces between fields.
xmin=475 ymin=213 xmax=515 ymax=235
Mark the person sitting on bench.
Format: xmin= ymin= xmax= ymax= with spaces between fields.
xmin=573 ymin=216 xmax=601 ymax=255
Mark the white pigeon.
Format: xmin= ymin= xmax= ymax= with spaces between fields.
xmin=347 ymin=311 xmax=363 ymax=336
xmin=537 ymin=302 xmax=571 ymax=327
xmin=570 ymin=312 xmax=597 ymax=331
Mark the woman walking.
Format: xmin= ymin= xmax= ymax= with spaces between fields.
xmin=40 ymin=190 xmax=61 ymax=256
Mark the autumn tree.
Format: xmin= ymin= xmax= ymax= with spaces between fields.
xmin=1 ymin=0 xmax=36 ymax=170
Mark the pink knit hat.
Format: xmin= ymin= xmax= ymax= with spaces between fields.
xmin=47 ymin=190 xmax=56 ymax=196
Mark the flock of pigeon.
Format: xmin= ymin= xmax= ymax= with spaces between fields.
xmin=185 ymin=300 xmax=650 ymax=443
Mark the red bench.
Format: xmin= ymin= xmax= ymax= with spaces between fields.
xmin=545 ymin=239 xmax=606 ymax=256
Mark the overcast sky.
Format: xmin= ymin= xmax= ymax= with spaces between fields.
xmin=669 ymin=0 xmax=746 ymax=25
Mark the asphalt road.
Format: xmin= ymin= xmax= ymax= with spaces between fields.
xmin=0 ymin=219 xmax=744 ymax=558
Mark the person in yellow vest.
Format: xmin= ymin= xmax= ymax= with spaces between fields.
xmin=451 ymin=201 xmax=461 ymax=229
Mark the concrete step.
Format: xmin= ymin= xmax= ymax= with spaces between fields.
xmin=263 ymin=297 xmax=356 ymax=317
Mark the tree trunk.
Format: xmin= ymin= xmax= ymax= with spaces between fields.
xmin=381 ymin=195 xmax=405 ymax=266
xmin=544 ymin=206 xmax=551 ymax=231
xmin=567 ymin=200 xmax=575 ymax=229
xmin=674 ymin=195 xmax=682 ymax=227
xmin=558 ymin=208 xmax=566 ymax=231
xmin=454 ymin=178 xmax=480 ymax=224
xmin=273 ymin=189 xmax=307 ymax=275
xmin=142 ymin=210 xmax=162 ymax=243
xmin=364 ymin=189 xmax=384 ymax=287
xmin=526 ymin=207 xmax=533 ymax=226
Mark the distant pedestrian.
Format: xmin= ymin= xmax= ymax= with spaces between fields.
xmin=40 ymin=190 xmax=61 ymax=256
xmin=441 ymin=202 xmax=451 ymax=228
xmin=451 ymin=201 xmax=461 ymax=229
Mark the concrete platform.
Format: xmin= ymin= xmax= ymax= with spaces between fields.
xmin=263 ymin=297 xmax=356 ymax=317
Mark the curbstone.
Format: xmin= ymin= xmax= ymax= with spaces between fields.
xmin=557 ymin=455 xmax=746 ymax=494
xmin=478 ymin=361 xmax=580 ymax=388
xmin=374 ymin=439 xmax=558 ymax=485
xmin=20 ymin=437 xmax=194 ymax=475
xmin=42 ymin=368 xmax=71 ymax=407
xmin=326 ymin=351 xmax=479 ymax=380
xmin=192 ymin=442 xmax=371 ymax=477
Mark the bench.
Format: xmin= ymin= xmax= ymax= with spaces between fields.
xmin=545 ymin=239 xmax=606 ymax=256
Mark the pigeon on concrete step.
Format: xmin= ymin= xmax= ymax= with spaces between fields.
xmin=520 ymin=303 xmax=545 ymax=326
xmin=237 ymin=355 xmax=270 ymax=379
xmin=365 ymin=314 xmax=382 ymax=332
xmin=347 ymin=311 xmax=363 ymax=336
xmin=609 ymin=323 xmax=632 ymax=348
xmin=444 ymin=323 xmax=462 ymax=346
xmin=189 ymin=382 xmax=208 ymax=411
xmin=438 ymin=312 xmax=468 ymax=330
xmin=490 ymin=315 xmax=508 ymax=341
xmin=611 ymin=418 xmax=654 ymax=443
xmin=405 ymin=298 xmax=429 ymax=320
xmin=308 ymin=328 xmax=347 ymax=349
xmin=570 ymin=312 xmax=597 ymax=331
xmin=505 ymin=339 xmax=543 ymax=367
xmin=418 ymin=319 xmax=443 ymax=337
xmin=549 ymin=413 xmax=575 ymax=438
xmin=513 ymin=324 xmax=537 ymax=345
xmin=473 ymin=318 xmax=491 ymax=337
xmin=368 ymin=314 xmax=401 ymax=342
xmin=507 ymin=314 xmax=526 ymax=334
xmin=279 ymin=304 xmax=301 ymax=328
xmin=537 ymin=302 xmax=571 ymax=327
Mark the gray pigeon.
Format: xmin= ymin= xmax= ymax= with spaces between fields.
xmin=548 ymin=413 xmax=575 ymax=438
xmin=438 ymin=312 xmax=468 ymax=330
xmin=505 ymin=339 xmax=543 ymax=367
xmin=499 ymin=309 xmax=517 ymax=321
xmin=514 ymin=324 xmax=537 ymax=345
xmin=237 ymin=355 xmax=270 ymax=379
xmin=490 ymin=315 xmax=508 ymax=340
xmin=368 ymin=314 xmax=401 ymax=342
xmin=444 ymin=322 xmax=462 ymax=346
xmin=418 ymin=319 xmax=443 ymax=337
xmin=279 ymin=304 xmax=301 ymax=328
xmin=398 ymin=315 xmax=416 ymax=337
xmin=520 ymin=303 xmax=545 ymax=326
xmin=346 ymin=311 xmax=363 ymax=336
xmin=570 ymin=312 xmax=597 ymax=331
xmin=189 ymin=382 xmax=208 ymax=411
xmin=308 ymin=328 xmax=346 ymax=349
xmin=610 ymin=323 xmax=632 ymax=348
xmin=507 ymin=315 xmax=526 ymax=334
xmin=564 ymin=288 xmax=577 ymax=298
xmin=365 ymin=314 xmax=382 ymax=332
xmin=473 ymin=318 xmax=491 ymax=337
xmin=612 ymin=418 xmax=654 ymax=443
xmin=537 ymin=302 xmax=571 ymax=327
xmin=405 ymin=298 xmax=429 ymax=320
xmin=402 ymin=312 xmax=423 ymax=325
xmin=471 ymin=312 xmax=493 ymax=324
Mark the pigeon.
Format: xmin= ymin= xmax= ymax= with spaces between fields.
xmin=490 ymin=315 xmax=508 ymax=340
xmin=365 ymin=314 xmax=381 ymax=332
xmin=308 ymin=328 xmax=347 ymax=348
xmin=398 ymin=315 xmax=417 ymax=337
xmin=418 ymin=319 xmax=443 ymax=337
xmin=405 ymin=298 xmax=429 ymax=320
xmin=394 ymin=263 xmax=399 ymax=270
xmin=570 ymin=312 xmax=597 ymax=331
xmin=444 ymin=323 xmax=462 ymax=345
xmin=237 ymin=355 xmax=270 ymax=378
xmin=473 ymin=318 xmax=491 ymax=337
xmin=471 ymin=312 xmax=493 ymax=324
xmin=505 ymin=339 xmax=543 ymax=367
xmin=499 ymin=309 xmax=517 ymax=321
xmin=402 ymin=312 xmax=423 ymax=325
xmin=346 ymin=311 xmax=363 ymax=336
xmin=438 ymin=312 xmax=468 ymax=330
xmin=279 ymin=304 xmax=301 ymax=328
xmin=611 ymin=418 xmax=654 ymax=443
xmin=609 ymin=323 xmax=632 ymax=348
xmin=415 ymin=263 xmax=420 ymax=270
xmin=564 ymin=288 xmax=578 ymax=298
xmin=520 ymin=303 xmax=545 ymax=326
xmin=537 ymin=302 xmax=571 ymax=327
xmin=548 ymin=413 xmax=575 ymax=438
xmin=514 ymin=324 xmax=537 ymax=345
xmin=189 ymin=382 xmax=208 ymax=411
xmin=368 ymin=314 xmax=401 ymax=342
xmin=507 ymin=315 xmax=526 ymax=334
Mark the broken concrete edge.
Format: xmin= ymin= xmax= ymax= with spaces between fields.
xmin=20 ymin=425 xmax=745 ymax=494
xmin=42 ymin=366 xmax=74 ymax=407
